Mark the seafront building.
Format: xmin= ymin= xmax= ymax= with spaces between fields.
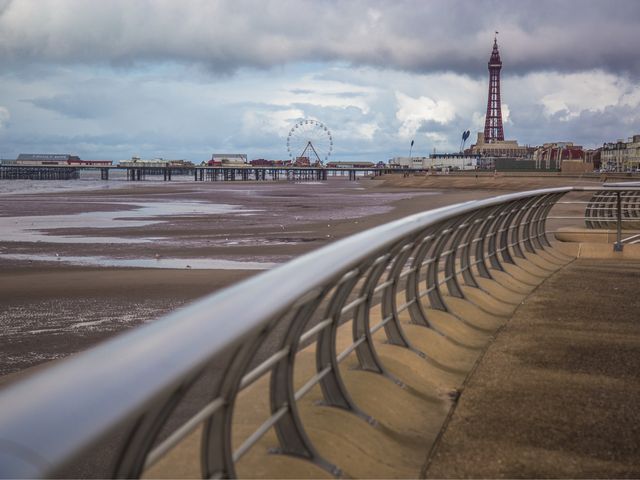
xmin=388 ymin=156 xmax=429 ymax=169
xmin=532 ymin=143 xmax=586 ymax=171
xmin=469 ymin=132 xmax=532 ymax=158
xmin=428 ymin=153 xmax=479 ymax=170
xmin=601 ymin=135 xmax=640 ymax=171
xmin=388 ymin=154 xmax=479 ymax=171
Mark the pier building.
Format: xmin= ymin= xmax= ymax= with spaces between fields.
xmin=325 ymin=161 xmax=378 ymax=169
xmin=119 ymin=157 xmax=193 ymax=168
xmin=209 ymin=153 xmax=248 ymax=166
xmin=14 ymin=154 xmax=112 ymax=166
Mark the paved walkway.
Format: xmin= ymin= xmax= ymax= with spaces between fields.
xmin=425 ymin=258 xmax=640 ymax=478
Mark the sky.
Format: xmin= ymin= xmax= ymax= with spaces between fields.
xmin=0 ymin=0 xmax=639 ymax=163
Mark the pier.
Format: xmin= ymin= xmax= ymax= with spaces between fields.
xmin=0 ymin=164 xmax=391 ymax=182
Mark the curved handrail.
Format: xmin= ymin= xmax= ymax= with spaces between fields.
xmin=0 ymin=185 xmax=631 ymax=478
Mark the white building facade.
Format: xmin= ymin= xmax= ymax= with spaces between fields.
xmin=601 ymin=135 xmax=640 ymax=171
xmin=389 ymin=154 xmax=478 ymax=170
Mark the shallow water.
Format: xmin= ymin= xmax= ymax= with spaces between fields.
xmin=0 ymin=201 xmax=255 ymax=243
xmin=0 ymin=253 xmax=280 ymax=270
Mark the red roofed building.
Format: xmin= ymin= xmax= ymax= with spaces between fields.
xmin=533 ymin=143 xmax=586 ymax=170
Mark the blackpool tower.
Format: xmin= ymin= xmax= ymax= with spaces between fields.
xmin=483 ymin=34 xmax=504 ymax=142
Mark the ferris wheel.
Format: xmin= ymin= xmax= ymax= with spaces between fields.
xmin=286 ymin=119 xmax=333 ymax=164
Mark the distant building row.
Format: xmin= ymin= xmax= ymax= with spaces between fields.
xmin=390 ymin=132 xmax=640 ymax=173
xmin=468 ymin=132 xmax=640 ymax=172
xmin=5 ymin=135 xmax=640 ymax=173
xmin=389 ymin=145 xmax=596 ymax=172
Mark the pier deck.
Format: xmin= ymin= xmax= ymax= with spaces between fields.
xmin=0 ymin=164 xmax=388 ymax=182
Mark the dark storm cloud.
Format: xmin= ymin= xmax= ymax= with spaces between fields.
xmin=417 ymin=119 xmax=457 ymax=134
xmin=508 ymin=103 xmax=640 ymax=148
xmin=0 ymin=0 xmax=638 ymax=76
xmin=289 ymin=89 xmax=315 ymax=95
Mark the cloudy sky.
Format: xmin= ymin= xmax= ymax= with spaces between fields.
xmin=0 ymin=0 xmax=639 ymax=162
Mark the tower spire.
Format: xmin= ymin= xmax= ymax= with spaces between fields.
xmin=483 ymin=34 xmax=504 ymax=142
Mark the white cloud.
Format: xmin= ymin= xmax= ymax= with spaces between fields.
xmin=242 ymin=108 xmax=305 ymax=137
xmin=395 ymin=92 xmax=455 ymax=139
xmin=271 ymin=77 xmax=375 ymax=114
xmin=354 ymin=122 xmax=379 ymax=140
xmin=502 ymin=104 xmax=511 ymax=124
xmin=425 ymin=132 xmax=448 ymax=144
xmin=532 ymin=71 xmax=626 ymax=118
xmin=471 ymin=111 xmax=485 ymax=131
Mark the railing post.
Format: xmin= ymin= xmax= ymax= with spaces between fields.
xmin=316 ymin=269 xmax=372 ymax=422
xmin=614 ymin=191 xmax=624 ymax=252
xmin=269 ymin=292 xmax=339 ymax=476
xmin=381 ymin=242 xmax=415 ymax=347
xmin=353 ymin=254 xmax=392 ymax=375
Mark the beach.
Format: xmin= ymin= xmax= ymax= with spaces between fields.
xmin=1 ymin=176 xmax=507 ymax=382
xmin=0 ymin=172 xmax=610 ymax=383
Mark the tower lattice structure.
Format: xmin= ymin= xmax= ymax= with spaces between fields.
xmin=483 ymin=36 xmax=504 ymax=142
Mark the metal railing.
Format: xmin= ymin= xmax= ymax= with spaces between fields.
xmin=548 ymin=183 xmax=640 ymax=250
xmin=0 ymin=186 xmax=637 ymax=478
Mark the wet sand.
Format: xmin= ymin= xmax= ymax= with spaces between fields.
xmin=1 ymin=177 xmax=499 ymax=381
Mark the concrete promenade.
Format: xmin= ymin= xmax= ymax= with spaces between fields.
xmin=425 ymin=257 xmax=640 ymax=478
